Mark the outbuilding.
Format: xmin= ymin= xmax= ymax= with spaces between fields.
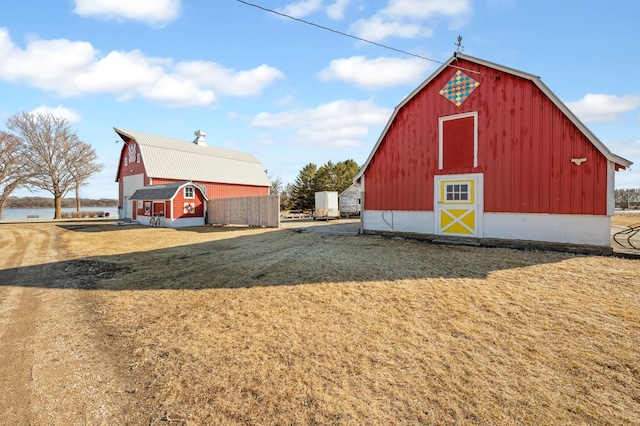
xmin=129 ymin=181 xmax=208 ymax=228
xmin=339 ymin=183 xmax=361 ymax=218
xmin=115 ymin=128 xmax=271 ymax=223
xmin=355 ymin=53 xmax=632 ymax=252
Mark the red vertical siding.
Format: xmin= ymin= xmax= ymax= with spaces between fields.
xmin=172 ymin=187 xmax=205 ymax=219
xmin=151 ymin=178 xmax=268 ymax=199
xmin=363 ymin=59 xmax=609 ymax=215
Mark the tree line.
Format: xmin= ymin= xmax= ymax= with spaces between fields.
xmin=615 ymin=188 xmax=640 ymax=210
xmin=270 ymin=159 xmax=360 ymax=211
xmin=5 ymin=196 xmax=117 ymax=209
xmin=0 ymin=112 xmax=103 ymax=219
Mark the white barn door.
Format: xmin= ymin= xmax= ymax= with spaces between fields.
xmin=434 ymin=174 xmax=483 ymax=238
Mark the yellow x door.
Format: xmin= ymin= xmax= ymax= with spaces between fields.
xmin=435 ymin=175 xmax=483 ymax=238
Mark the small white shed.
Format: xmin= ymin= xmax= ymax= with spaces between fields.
xmin=339 ymin=184 xmax=361 ymax=218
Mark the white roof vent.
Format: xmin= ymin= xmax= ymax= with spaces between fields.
xmin=194 ymin=130 xmax=207 ymax=146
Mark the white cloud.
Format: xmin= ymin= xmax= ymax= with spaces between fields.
xmin=250 ymin=99 xmax=392 ymax=148
xmin=279 ymin=0 xmax=324 ymax=18
xmin=327 ymin=0 xmax=350 ymax=19
xmin=350 ymin=0 xmax=471 ymax=41
xmin=176 ymin=62 xmax=284 ymax=97
xmin=319 ymin=56 xmax=433 ymax=89
xmin=30 ymin=105 xmax=81 ymax=123
xmin=0 ymin=28 xmax=283 ymax=108
xmin=566 ymin=93 xmax=640 ymax=123
xmin=349 ymin=17 xmax=428 ymax=42
xmin=73 ymin=0 xmax=181 ymax=26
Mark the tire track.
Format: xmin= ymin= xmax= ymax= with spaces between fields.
xmin=0 ymin=225 xmax=51 ymax=425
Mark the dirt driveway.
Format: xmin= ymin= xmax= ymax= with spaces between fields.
xmin=0 ymin=225 xmax=145 ymax=425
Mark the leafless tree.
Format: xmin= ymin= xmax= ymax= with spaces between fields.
xmin=6 ymin=112 xmax=102 ymax=219
xmin=0 ymin=131 xmax=31 ymax=219
xmin=67 ymin=141 xmax=103 ymax=212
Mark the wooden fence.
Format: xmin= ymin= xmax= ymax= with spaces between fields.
xmin=207 ymin=195 xmax=280 ymax=228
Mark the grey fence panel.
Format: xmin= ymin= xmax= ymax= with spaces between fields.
xmin=207 ymin=195 xmax=280 ymax=228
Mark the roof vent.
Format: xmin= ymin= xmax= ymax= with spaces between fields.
xmin=193 ymin=130 xmax=207 ymax=146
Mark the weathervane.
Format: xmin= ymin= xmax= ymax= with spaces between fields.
xmin=455 ymin=35 xmax=464 ymax=53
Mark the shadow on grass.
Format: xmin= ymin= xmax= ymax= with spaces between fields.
xmin=1 ymin=222 xmax=582 ymax=290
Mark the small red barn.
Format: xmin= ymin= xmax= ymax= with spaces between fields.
xmin=355 ymin=53 xmax=632 ymax=252
xmin=129 ymin=181 xmax=208 ymax=228
xmin=115 ymin=128 xmax=271 ymax=225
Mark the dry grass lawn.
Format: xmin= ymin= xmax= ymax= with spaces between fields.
xmin=612 ymin=211 xmax=640 ymax=228
xmin=47 ymin=218 xmax=639 ymax=425
xmin=1 ymin=215 xmax=639 ymax=424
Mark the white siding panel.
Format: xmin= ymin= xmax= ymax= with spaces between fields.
xmin=484 ymin=213 xmax=611 ymax=247
xmin=362 ymin=210 xmax=435 ymax=234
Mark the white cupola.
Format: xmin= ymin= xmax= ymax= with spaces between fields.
xmin=193 ymin=130 xmax=207 ymax=146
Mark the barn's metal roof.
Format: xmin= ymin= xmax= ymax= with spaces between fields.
xmin=355 ymin=53 xmax=632 ymax=181
xmin=115 ymin=128 xmax=271 ymax=187
xmin=129 ymin=181 xmax=205 ymax=201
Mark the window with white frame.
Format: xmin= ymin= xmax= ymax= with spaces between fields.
xmin=184 ymin=186 xmax=194 ymax=198
xmin=445 ymin=183 xmax=469 ymax=202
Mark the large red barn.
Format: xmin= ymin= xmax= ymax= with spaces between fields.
xmin=115 ymin=128 xmax=270 ymax=226
xmin=355 ymin=53 xmax=632 ymax=252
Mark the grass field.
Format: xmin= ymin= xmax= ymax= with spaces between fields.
xmin=1 ymin=215 xmax=639 ymax=424
xmin=613 ymin=211 xmax=640 ymax=227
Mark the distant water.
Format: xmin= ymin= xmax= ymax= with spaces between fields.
xmin=1 ymin=207 xmax=119 ymax=221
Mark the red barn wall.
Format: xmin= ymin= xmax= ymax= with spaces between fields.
xmin=117 ymin=138 xmax=148 ymax=202
xmin=364 ymin=58 xmax=609 ymax=215
xmin=152 ymin=178 xmax=268 ymax=199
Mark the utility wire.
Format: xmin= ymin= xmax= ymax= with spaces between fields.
xmin=234 ymin=0 xmax=491 ymax=78
xmin=234 ymin=0 xmax=443 ymax=65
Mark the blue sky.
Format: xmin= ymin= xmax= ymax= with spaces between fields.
xmin=2 ymin=0 xmax=639 ymax=199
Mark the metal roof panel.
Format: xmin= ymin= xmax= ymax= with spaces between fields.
xmin=115 ymin=128 xmax=271 ymax=187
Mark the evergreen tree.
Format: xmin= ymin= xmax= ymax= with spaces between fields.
xmin=287 ymin=159 xmax=361 ymax=211
xmin=290 ymin=163 xmax=317 ymax=210
xmin=335 ymin=159 xmax=360 ymax=193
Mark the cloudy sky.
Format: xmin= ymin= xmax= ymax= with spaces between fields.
xmin=2 ymin=0 xmax=639 ymax=198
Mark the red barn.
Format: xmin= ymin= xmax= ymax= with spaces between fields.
xmin=115 ymin=128 xmax=270 ymax=226
xmin=355 ymin=53 xmax=632 ymax=252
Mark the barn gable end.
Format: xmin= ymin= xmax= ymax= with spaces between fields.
xmin=115 ymin=128 xmax=271 ymax=225
xmin=356 ymin=53 xmax=632 ymax=252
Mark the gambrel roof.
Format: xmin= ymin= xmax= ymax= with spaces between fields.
xmin=115 ymin=128 xmax=271 ymax=187
xmin=129 ymin=181 xmax=207 ymax=201
xmin=355 ymin=53 xmax=632 ymax=181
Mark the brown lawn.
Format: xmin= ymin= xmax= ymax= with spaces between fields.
xmin=1 ymin=216 xmax=639 ymax=425
xmin=612 ymin=212 xmax=640 ymax=228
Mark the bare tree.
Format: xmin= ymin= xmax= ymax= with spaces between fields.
xmin=67 ymin=142 xmax=103 ymax=212
xmin=6 ymin=112 xmax=102 ymax=219
xmin=0 ymin=131 xmax=31 ymax=219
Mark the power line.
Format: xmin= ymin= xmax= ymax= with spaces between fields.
xmin=234 ymin=0 xmax=443 ymax=65
xmin=234 ymin=0 xmax=491 ymax=78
